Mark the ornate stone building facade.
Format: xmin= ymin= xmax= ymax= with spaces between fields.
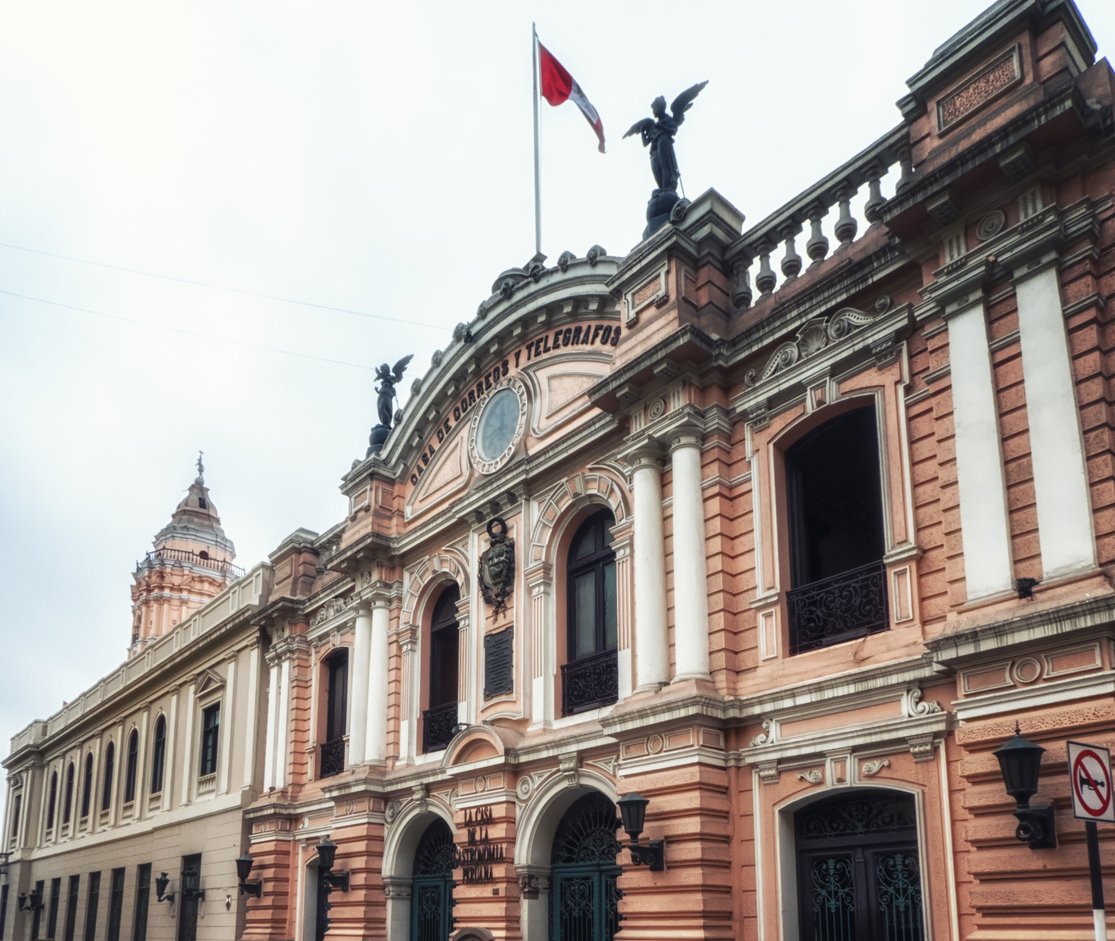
xmin=6 ymin=1 xmax=1115 ymax=939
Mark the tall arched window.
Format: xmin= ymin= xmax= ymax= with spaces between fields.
xmin=46 ymin=771 xmax=58 ymax=831
xmin=124 ymin=729 xmax=139 ymax=804
xmin=784 ymin=404 xmax=888 ymax=654
xmin=100 ymin=742 xmax=115 ymax=812
xmin=150 ymin=716 xmax=167 ymax=795
xmin=80 ymin=754 xmax=93 ymax=819
xmin=562 ymin=510 xmax=618 ymax=715
xmin=423 ymin=585 xmax=460 ymax=753
xmin=319 ymin=648 xmax=349 ymax=778
xmin=62 ymin=763 xmax=74 ymax=825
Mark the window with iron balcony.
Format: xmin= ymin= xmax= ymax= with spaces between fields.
xmin=319 ymin=647 xmax=348 ymax=777
xmin=422 ymin=585 xmax=460 ymax=753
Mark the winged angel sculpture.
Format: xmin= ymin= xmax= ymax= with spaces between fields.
xmin=624 ymin=81 xmax=708 ymax=193
xmin=375 ymin=355 xmax=413 ymax=428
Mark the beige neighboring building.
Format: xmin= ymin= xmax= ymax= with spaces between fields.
xmin=1 ymin=467 xmax=278 ymax=941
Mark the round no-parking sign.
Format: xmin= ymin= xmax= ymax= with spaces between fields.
xmin=1068 ymin=741 xmax=1115 ymax=823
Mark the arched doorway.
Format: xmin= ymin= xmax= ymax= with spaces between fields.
xmin=549 ymin=792 xmax=621 ymax=941
xmin=411 ymin=818 xmax=455 ymax=941
xmin=794 ymin=791 xmax=924 ymax=941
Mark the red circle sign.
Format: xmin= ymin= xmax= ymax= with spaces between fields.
xmin=1072 ymin=749 xmax=1112 ymax=817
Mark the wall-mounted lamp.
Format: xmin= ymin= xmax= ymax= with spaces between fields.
xmin=154 ymin=872 xmax=175 ymax=904
xmin=1015 ymin=577 xmax=1040 ymax=600
xmin=616 ymin=793 xmax=665 ymax=871
xmin=181 ymin=868 xmax=205 ymax=903
xmin=993 ymin=724 xmax=1056 ymax=849
xmin=236 ymin=854 xmax=263 ymax=898
xmin=317 ymin=837 xmax=350 ymax=893
xmin=17 ymin=887 xmax=44 ymax=913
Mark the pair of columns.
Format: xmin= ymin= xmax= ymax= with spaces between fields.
xmin=630 ymin=428 xmax=710 ymax=691
xmin=348 ymin=597 xmax=391 ymax=765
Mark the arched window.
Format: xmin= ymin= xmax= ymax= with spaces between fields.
xmin=100 ymin=741 xmax=115 ymax=812
xmin=150 ymin=716 xmax=167 ymax=795
xmin=319 ymin=648 xmax=349 ymax=778
xmin=784 ymin=404 xmax=888 ymax=654
xmin=62 ymin=763 xmax=74 ymax=825
xmin=80 ymin=754 xmax=93 ymax=819
xmin=46 ymin=771 xmax=58 ymax=831
xmin=124 ymin=729 xmax=139 ymax=803
xmin=423 ymin=586 xmax=460 ymax=753
xmin=562 ymin=510 xmax=618 ymax=715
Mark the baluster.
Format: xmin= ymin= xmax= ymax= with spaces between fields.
xmin=780 ymin=224 xmax=802 ymax=280
xmin=754 ymin=240 xmax=777 ymax=296
xmin=833 ymin=183 xmax=858 ymax=247
xmin=864 ymin=165 xmax=886 ymax=224
xmin=732 ymin=256 xmax=753 ymax=311
xmin=805 ymin=204 xmax=830 ymax=267
xmin=896 ymin=145 xmax=914 ymax=193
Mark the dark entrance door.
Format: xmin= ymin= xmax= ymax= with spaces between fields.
xmin=795 ymin=792 xmax=924 ymax=941
xmin=410 ymin=819 xmax=455 ymax=941
xmin=314 ymin=867 xmax=329 ymax=941
xmin=549 ymin=792 xmax=622 ymax=941
xmin=176 ymin=855 xmax=202 ymax=941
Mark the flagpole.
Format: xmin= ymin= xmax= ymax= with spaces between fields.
xmin=532 ymin=22 xmax=542 ymax=256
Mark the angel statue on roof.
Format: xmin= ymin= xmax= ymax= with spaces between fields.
xmin=375 ymin=355 xmax=413 ymax=428
xmin=624 ymin=81 xmax=708 ymax=194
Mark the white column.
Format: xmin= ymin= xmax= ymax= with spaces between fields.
xmin=263 ymin=661 xmax=279 ymax=790
xmin=670 ymin=431 xmax=711 ymax=680
xmin=366 ymin=597 xmax=390 ymax=763
xmin=349 ymin=606 xmax=372 ymax=766
xmin=948 ymin=299 xmax=1014 ymax=598
xmin=631 ymin=448 xmax=669 ymax=690
xmin=1015 ymin=260 xmax=1096 ymax=577
xmin=275 ymin=658 xmax=291 ymax=789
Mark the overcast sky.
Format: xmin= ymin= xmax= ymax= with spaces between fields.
xmin=3 ymin=0 xmax=1114 ymax=768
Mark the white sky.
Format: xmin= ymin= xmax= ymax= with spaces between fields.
xmin=2 ymin=0 xmax=1114 ymax=764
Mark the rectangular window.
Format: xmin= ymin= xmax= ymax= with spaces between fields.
xmin=63 ymin=877 xmax=79 ymax=941
xmin=48 ymin=878 xmax=62 ymax=939
xmin=83 ymin=872 xmax=100 ymax=941
xmin=9 ymin=793 xmax=21 ymax=843
xmin=199 ymin=704 xmax=220 ymax=777
xmin=106 ymin=869 xmax=125 ymax=941
xmin=131 ymin=865 xmax=150 ymax=941
xmin=31 ymin=881 xmax=44 ymax=941
xmin=0 ymin=884 xmax=8 ymax=941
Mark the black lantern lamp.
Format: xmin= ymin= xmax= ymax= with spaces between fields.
xmin=17 ymin=887 xmax=44 ymax=913
xmin=616 ymin=792 xmax=665 ymax=871
xmin=154 ymin=872 xmax=175 ymax=904
xmin=181 ymin=867 xmax=205 ymax=903
xmin=236 ymin=853 xmax=263 ymax=899
xmin=993 ymin=724 xmax=1057 ymax=849
xmin=317 ymin=837 xmax=350 ymax=893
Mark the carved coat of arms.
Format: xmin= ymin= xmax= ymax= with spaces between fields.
xmin=479 ymin=517 xmax=515 ymax=615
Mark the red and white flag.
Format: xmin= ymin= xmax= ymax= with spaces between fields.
xmin=538 ymin=41 xmax=605 ymax=153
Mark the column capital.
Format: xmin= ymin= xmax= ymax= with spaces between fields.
xmin=667 ymin=421 xmax=705 ymax=454
xmin=621 ymin=437 xmax=666 ymax=470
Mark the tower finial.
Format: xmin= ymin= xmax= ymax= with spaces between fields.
xmin=196 ymin=450 xmax=205 ymax=484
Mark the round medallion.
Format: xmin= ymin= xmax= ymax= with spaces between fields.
xmin=469 ymin=378 xmax=528 ymax=474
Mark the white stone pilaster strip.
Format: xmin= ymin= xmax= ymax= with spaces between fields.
xmin=525 ymin=564 xmax=553 ymax=728
xmin=349 ymin=605 xmax=372 ymax=766
xmin=947 ymin=299 xmax=1014 ymax=598
xmin=456 ymin=601 xmax=471 ymax=727
xmin=276 ymin=658 xmax=291 ymax=788
xmin=366 ymin=597 xmax=390 ymax=763
xmin=177 ymin=684 xmax=192 ymax=807
xmin=670 ymin=430 xmax=711 ymax=680
xmin=1014 ymin=260 xmax=1096 ymax=577
xmin=611 ymin=528 xmax=634 ymax=702
xmin=242 ymin=647 xmax=259 ymax=790
xmin=263 ymin=661 xmax=279 ymax=790
xmin=398 ymin=625 xmax=420 ymax=763
xmin=631 ymin=446 xmax=669 ymax=690
xmin=218 ymin=658 xmax=236 ymax=795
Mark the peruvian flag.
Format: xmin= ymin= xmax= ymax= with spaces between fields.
xmin=538 ymin=41 xmax=605 ymax=153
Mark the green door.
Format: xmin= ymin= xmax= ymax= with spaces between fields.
xmin=549 ymin=793 xmax=622 ymax=941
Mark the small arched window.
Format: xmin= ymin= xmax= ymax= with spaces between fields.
xmin=80 ymin=754 xmax=93 ymax=819
xmin=100 ymin=742 xmax=115 ymax=812
xmin=46 ymin=771 xmax=58 ymax=831
xmin=124 ymin=729 xmax=139 ymax=803
xmin=150 ymin=716 xmax=167 ymax=794
xmin=423 ymin=585 xmax=460 ymax=753
xmin=62 ymin=763 xmax=74 ymax=825
xmin=562 ymin=510 xmax=618 ymax=715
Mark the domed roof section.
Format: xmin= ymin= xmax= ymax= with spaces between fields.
xmin=153 ymin=454 xmax=236 ymax=558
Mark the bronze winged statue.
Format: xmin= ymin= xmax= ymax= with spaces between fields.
xmin=375 ymin=354 xmax=413 ymax=428
xmin=624 ymin=81 xmax=708 ymax=193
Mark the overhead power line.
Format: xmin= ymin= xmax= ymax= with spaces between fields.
xmin=0 ymin=288 xmax=382 ymax=372
xmin=0 ymin=240 xmax=448 ymax=331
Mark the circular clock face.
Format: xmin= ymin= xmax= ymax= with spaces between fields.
xmin=469 ymin=379 xmax=528 ymax=474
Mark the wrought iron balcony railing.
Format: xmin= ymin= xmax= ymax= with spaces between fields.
xmin=561 ymin=648 xmax=618 ymax=716
xmin=422 ymin=702 xmax=460 ymax=753
xmin=318 ymin=737 xmax=346 ymax=778
xmin=787 ymin=560 xmax=889 ymax=654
